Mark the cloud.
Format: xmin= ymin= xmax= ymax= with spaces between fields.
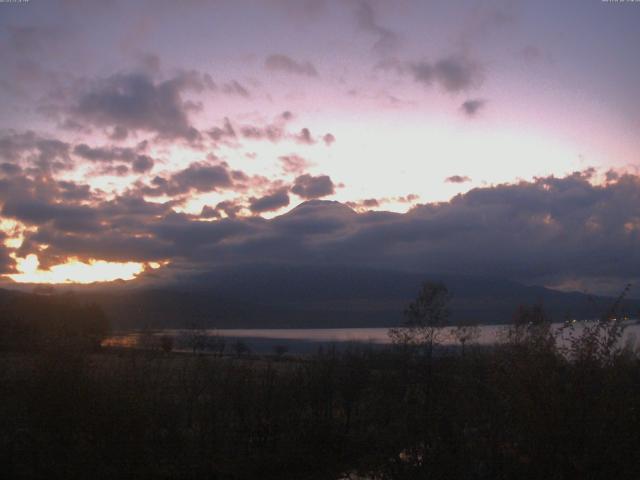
xmin=396 ymin=194 xmax=419 ymax=203
xmin=71 ymin=72 xmax=201 ymax=141
xmin=293 ymin=127 xmax=315 ymax=145
xmin=378 ymin=55 xmax=483 ymax=94
xmin=249 ymin=188 xmax=291 ymax=213
xmin=201 ymin=199 xmax=243 ymax=219
xmin=73 ymin=143 xmax=155 ymax=173
xmin=207 ymin=118 xmax=237 ymax=143
xmin=235 ymin=116 xmax=321 ymax=145
xmin=7 ymin=170 xmax=640 ymax=294
xmin=2 ymin=199 xmax=100 ymax=233
xmin=354 ymin=1 xmax=399 ymax=55
xmin=346 ymin=194 xmax=420 ymax=211
xmin=142 ymin=162 xmax=234 ymax=196
xmin=446 ymin=175 xmax=472 ymax=184
xmin=346 ymin=198 xmax=380 ymax=211
xmin=265 ymin=54 xmax=318 ymax=76
xmin=0 ymin=131 xmax=72 ymax=173
xmin=323 ymin=133 xmax=335 ymax=145
xmin=131 ymin=155 xmax=154 ymax=173
xmin=279 ymin=154 xmax=311 ymax=174
xmin=409 ymin=56 xmax=482 ymax=93
xmin=240 ymin=123 xmax=285 ymax=142
xmin=291 ymin=174 xmax=335 ymax=199
xmin=220 ymin=80 xmax=250 ymax=98
xmin=460 ymin=99 xmax=486 ymax=117
xmin=0 ymin=238 xmax=15 ymax=274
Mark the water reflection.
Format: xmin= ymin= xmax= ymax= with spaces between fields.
xmin=103 ymin=321 xmax=640 ymax=355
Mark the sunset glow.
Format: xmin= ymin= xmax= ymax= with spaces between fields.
xmin=8 ymin=255 xmax=145 ymax=284
xmin=0 ymin=0 xmax=638 ymax=293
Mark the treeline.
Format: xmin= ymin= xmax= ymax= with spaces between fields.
xmin=3 ymin=327 xmax=640 ymax=479
xmin=0 ymin=293 xmax=110 ymax=352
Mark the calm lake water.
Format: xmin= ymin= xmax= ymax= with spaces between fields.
xmin=104 ymin=322 xmax=640 ymax=354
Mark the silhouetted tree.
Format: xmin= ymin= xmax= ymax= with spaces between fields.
xmin=507 ymin=302 xmax=554 ymax=352
xmin=187 ymin=321 xmax=210 ymax=355
xmin=389 ymin=281 xmax=450 ymax=358
xmin=451 ymin=319 xmax=480 ymax=356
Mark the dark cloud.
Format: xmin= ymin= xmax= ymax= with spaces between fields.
xmin=0 ymin=131 xmax=71 ymax=172
xmin=291 ymin=174 xmax=335 ymax=199
xmin=132 ymin=155 xmax=154 ymax=173
xmin=201 ymin=200 xmax=243 ymax=219
xmin=378 ymin=55 xmax=483 ymax=94
xmin=249 ymin=188 xmax=290 ymax=213
xmin=210 ymin=115 xmax=321 ymax=147
xmin=57 ymin=181 xmax=92 ymax=202
xmin=460 ymin=99 xmax=486 ymax=117
xmin=446 ymin=175 xmax=472 ymax=184
xmin=409 ymin=56 xmax=482 ymax=93
xmin=71 ymin=72 xmax=201 ymax=141
xmin=73 ymin=143 xmax=154 ymax=173
xmin=142 ymin=162 xmax=233 ymax=196
xmin=100 ymin=164 xmax=130 ymax=176
xmin=354 ymin=1 xmax=399 ymax=55
xmin=8 ymin=171 xmax=640 ymax=293
xmin=207 ymin=118 xmax=237 ymax=143
xmin=265 ymin=54 xmax=318 ymax=76
xmin=0 ymin=162 xmax=21 ymax=176
xmin=0 ymin=237 xmax=15 ymax=274
xmin=2 ymin=200 xmax=100 ymax=234
xmin=109 ymin=125 xmax=129 ymax=141
xmin=605 ymin=170 xmax=620 ymax=182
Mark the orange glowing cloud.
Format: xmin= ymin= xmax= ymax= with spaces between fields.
xmin=7 ymin=254 xmax=148 ymax=284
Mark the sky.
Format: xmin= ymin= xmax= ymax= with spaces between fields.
xmin=0 ymin=0 xmax=639 ymax=295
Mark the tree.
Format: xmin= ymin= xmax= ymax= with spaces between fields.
xmin=186 ymin=320 xmax=210 ymax=355
xmin=389 ymin=281 xmax=451 ymax=358
xmin=507 ymin=302 xmax=554 ymax=353
xmin=560 ymin=284 xmax=633 ymax=364
xmin=451 ymin=319 xmax=480 ymax=356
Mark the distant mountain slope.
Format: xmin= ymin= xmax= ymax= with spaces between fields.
xmin=80 ymin=265 xmax=639 ymax=329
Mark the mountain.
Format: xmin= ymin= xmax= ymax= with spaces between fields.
xmin=76 ymin=265 xmax=639 ymax=329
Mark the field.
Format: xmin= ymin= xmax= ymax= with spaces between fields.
xmin=3 ymin=327 xmax=640 ymax=480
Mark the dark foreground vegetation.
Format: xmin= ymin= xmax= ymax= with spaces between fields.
xmin=2 ymin=286 xmax=640 ymax=479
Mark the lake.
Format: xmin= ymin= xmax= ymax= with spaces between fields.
xmin=104 ymin=321 xmax=640 ymax=354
